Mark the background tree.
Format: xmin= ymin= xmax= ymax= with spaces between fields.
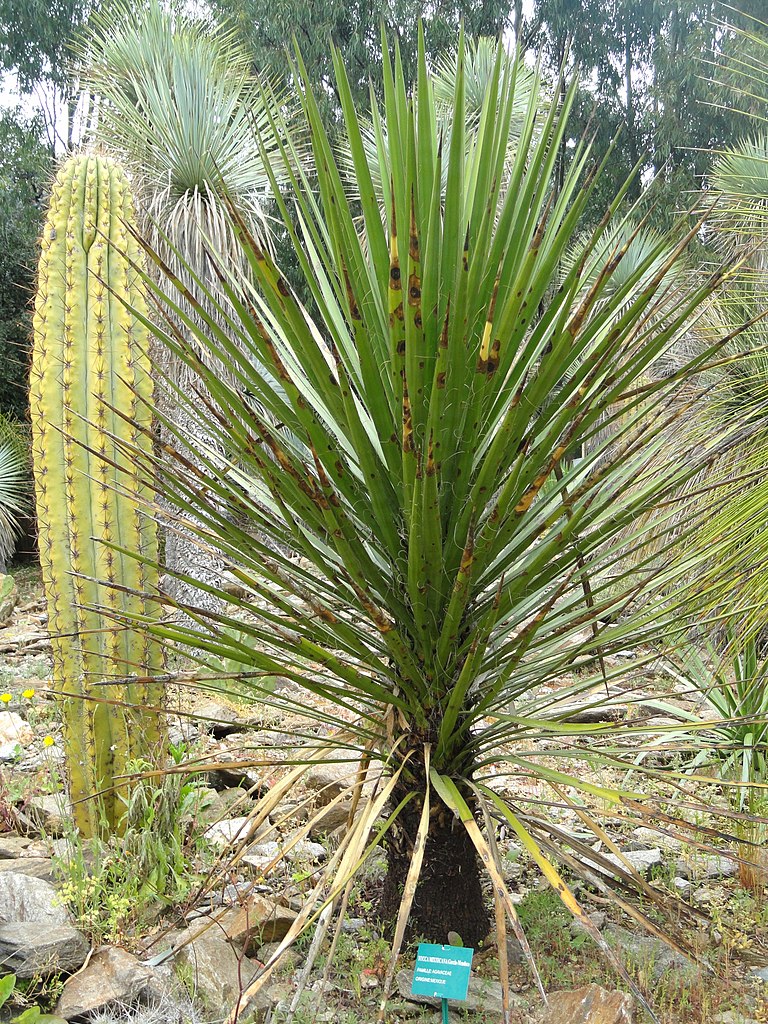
xmin=211 ymin=0 xmax=512 ymax=123
xmin=0 ymin=110 xmax=50 ymax=420
xmin=0 ymin=0 xmax=90 ymax=151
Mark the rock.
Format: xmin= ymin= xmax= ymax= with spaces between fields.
xmin=629 ymin=827 xmax=682 ymax=853
xmin=672 ymin=877 xmax=691 ymax=896
xmin=691 ymin=885 xmax=722 ymax=907
xmin=0 ymin=921 xmax=88 ymax=977
xmin=242 ymin=841 xmax=282 ymax=872
xmin=539 ymin=985 xmax=635 ymax=1023
xmin=205 ymin=755 xmax=262 ymax=791
xmin=0 ymin=835 xmax=32 ymax=857
xmin=22 ymin=793 xmax=70 ymax=836
xmin=304 ymin=763 xmax=356 ymax=806
xmin=176 ymin=895 xmax=297 ymax=953
xmin=0 ymin=573 xmax=18 ymax=625
xmin=241 ymin=836 xmax=325 ymax=873
xmin=583 ymin=847 xmax=662 ymax=877
xmin=604 ymin=848 xmax=662 ymax=874
xmin=0 ymin=710 xmax=33 ymax=759
xmin=286 ymin=838 xmax=326 ymax=863
xmin=202 ymin=815 xmax=269 ymax=848
xmin=194 ymin=787 xmax=256 ymax=827
xmin=256 ymin=941 xmax=300 ymax=971
xmin=194 ymin=699 xmax=258 ymax=737
xmin=307 ymin=800 xmax=353 ymax=838
xmin=172 ymin=932 xmax=269 ymax=1019
xmin=56 ymin=946 xmax=158 ymax=1018
xmin=0 ymin=857 xmax=53 ymax=881
xmin=219 ymin=897 xmax=297 ymax=950
xmin=674 ymin=854 xmax=738 ymax=880
xmin=603 ymin=925 xmax=699 ymax=984
xmin=0 ymin=872 xmax=71 ymax=925
xmin=750 ymin=966 xmax=768 ymax=983
xmin=396 ymin=969 xmax=525 ymax=1016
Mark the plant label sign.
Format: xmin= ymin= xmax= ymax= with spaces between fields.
xmin=412 ymin=943 xmax=474 ymax=1001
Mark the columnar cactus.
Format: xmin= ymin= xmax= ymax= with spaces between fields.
xmin=30 ymin=153 xmax=165 ymax=837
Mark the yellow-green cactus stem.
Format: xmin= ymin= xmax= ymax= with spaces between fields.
xmin=30 ymin=153 xmax=165 ymax=838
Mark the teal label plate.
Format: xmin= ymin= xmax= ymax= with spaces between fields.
xmin=411 ymin=943 xmax=474 ymax=1000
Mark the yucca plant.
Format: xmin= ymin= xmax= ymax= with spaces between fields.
xmin=0 ymin=413 xmax=27 ymax=571
xmin=78 ymin=0 xmax=288 ymax=613
xmin=117 ymin=31 xmax=749 ymax=1019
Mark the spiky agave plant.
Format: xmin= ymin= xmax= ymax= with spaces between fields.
xmin=120 ymin=32 xmax=746 ymax=1020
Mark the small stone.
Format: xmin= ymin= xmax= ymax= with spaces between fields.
xmin=750 ymin=966 xmax=768 ymax=983
xmin=341 ymin=918 xmax=367 ymax=934
xmin=672 ymin=877 xmax=691 ymax=896
xmin=674 ymin=854 xmax=738 ymax=880
xmin=540 ymin=985 xmax=635 ymax=1023
xmin=308 ymin=800 xmax=353 ymax=837
xmin=242 ymin=841 xmax=282 ymax=872
xmin=0 ymin=710 xmax=33 ymax=759
xmin=56 ymin=945 xmax=157 ymax=1018
xmin=0 ymin=922 xmax=88 ymax=977
xmin=23 ymin=793 xmax=69 ymax=836
xmin=604 ymin=848 xmax=662 ymax=874
xmin=0 ymin=872 xmax=71 ymax=925
xmin=202 ymin=815 xmax=268 ymax=847
xmin=304 ymin=763 xmax=356 ymax=805
xmin=629 ymin=827 xmax=682 ymax=853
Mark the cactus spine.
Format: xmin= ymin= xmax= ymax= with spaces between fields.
xmin=31 ymin=153 xmax=165 ymax=837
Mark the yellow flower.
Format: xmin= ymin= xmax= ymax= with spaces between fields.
xmin=43 ymin=735 xmax=55 ymax=748
xmin=22 ymin=688 xmax=35 ymax=699
xmin=0 ymin=693 xmax=11 ymax=704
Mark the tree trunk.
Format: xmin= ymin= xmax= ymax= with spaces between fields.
xmin=378 ymin=789 xmax=490 ymax=948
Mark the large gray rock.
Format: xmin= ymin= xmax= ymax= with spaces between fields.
xmin=173 ymin=932 xmax=269 ymax=1020
xmin=0 ymin=858 xmax=53 ymax=881
xmin=56 ymin=946 xmax=158 ymax=1018
xmin=0 ymin=921 xmax=88 ymax=977
xmin=539 ymin=985 xmax=635 ymax=1023
xmin=0 ymin=872 xmax=71 ymax=925
xmin=175 ymin=895 xmax=297 ymax=954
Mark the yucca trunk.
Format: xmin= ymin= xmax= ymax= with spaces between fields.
xmin=380 ymin=781 xmax=490 ymax=947
xmin=30 ymin=153 xmax=165 ymax=838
